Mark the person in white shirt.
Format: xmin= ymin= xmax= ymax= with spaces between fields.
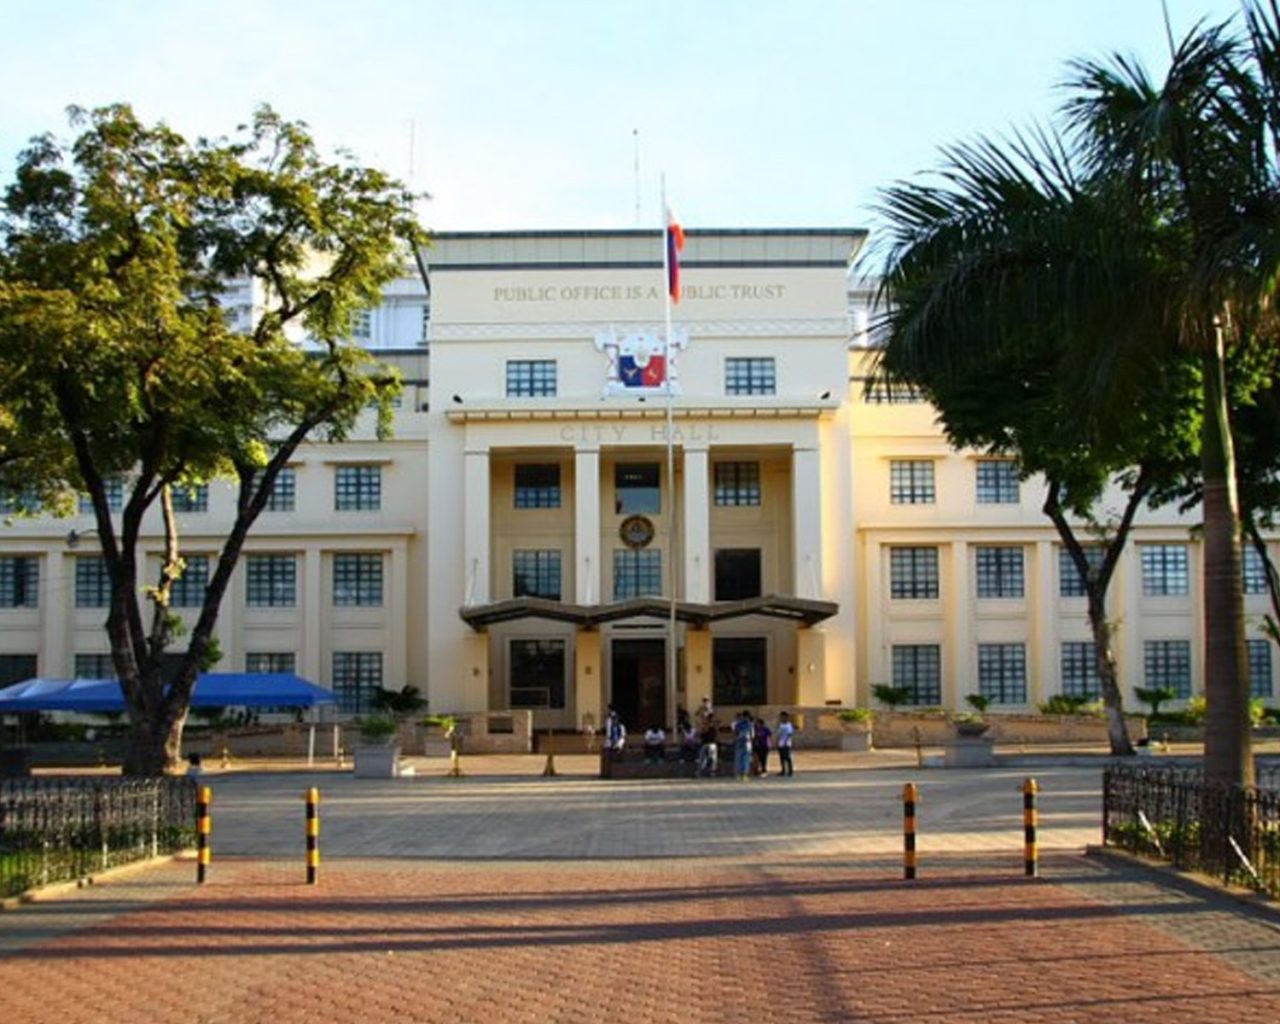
xmin=776 ymin=711 xmax=796 ymax=777
xmin=643 ymin=725 xmax=666 ymax=764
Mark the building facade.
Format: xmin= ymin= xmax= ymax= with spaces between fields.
xmin=0 ymin=228 xmax=1275 ymax=728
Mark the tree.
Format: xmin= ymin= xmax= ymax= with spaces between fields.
xmin=0 ymin=105 xmax=427 ymax=775
xmin=870 ymin=130 xmax=1200 ymax=757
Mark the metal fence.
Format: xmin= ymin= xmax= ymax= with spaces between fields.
xmin=1103 ymin=762 xmax=1280 ymax=898
xmin=0 ymin=777 xmax=197 ymax=899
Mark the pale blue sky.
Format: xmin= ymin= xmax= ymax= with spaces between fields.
xmin=0 ymin=0 xmax=1246 ymax=232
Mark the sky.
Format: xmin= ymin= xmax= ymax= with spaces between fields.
xmin=0 ymin=0 xmax=1250 ymax=235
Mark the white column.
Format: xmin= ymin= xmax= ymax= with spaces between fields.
xmin=574 ymin=448 xmax=600 ymax=604
xmin=43 ymin=551 xmax=69 ymax=677
xmin=683 ymin=447 xmax=710 ymax=602
xmin=463 ymin=449 xmax=491 ymax=606
xmin=792 ymin=446 xmax=823 ymax=598
xmin=946 ymin=541 xmax=971 ymax=710
xmin=302 ymin=547 xmax=323 ymax=682
xmin=1033 ymin=540 xmax=1056 ymax=706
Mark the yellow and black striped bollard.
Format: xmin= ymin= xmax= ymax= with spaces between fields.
xmin=196 ymin=785 xmax=212 ymax=884
xmin=903 ymin=782 xmax=918 ymax=880
xmin=305 ymin=787 xmax=320 ymax=885
xmin=1023 ymin=777 xmax=1038 ymax=878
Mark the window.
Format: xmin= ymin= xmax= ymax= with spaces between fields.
xmin=506 ymin=359 xmax=557 ymax=397
xmin=1143 ymin=639 xmax=1192 ymax=699
xmin=332 ymin=651 xmax=382 ymax=713
xmin=265 ymin=468 xmax=296 ymax=512
xmin=246 ymin=554 xmax=296 ymax=607
xmin=1059 ymin=546 xmax=1105 ymax=598
xmin=713 ymin=461 xmax=761 ymax=507
xmin=170 ymin=555 xmax=208 ymax=608
xmin=713 ymin=637 xmax=767 ymax=705
xmin=0 ymin=556 xmax=38 ymax=608
xmin=0 ymin=653 xmax=36 ymax=687
xmin=862 ymin=377 xmax=924 ymax=404
xmin=976 ymin=460 xmax=1019 ymax=504
xmin=615 ymin=463 xmax=660 ymax=514
xmin=0 ymin=486 xmax=38 ymax=515
xmin=1060 ymin=641 xmax=1101 ymax=698
xmin=246 ymin=652 xmax=296 ymax=675
xmin=74 ymin=653 xmax=115 ymax=679
xmin=335 ymin=465 xmax=381 ymax=511
xmin=978 ymin=643 xmax=1027 ymax=705
xmin=714 ymin=549 xmax=762 ymax=601
xmin=889 ymin=547 xmax=939 ymax=600
xmin=613 ymin=549 xmax=662 ymax=600
xmin=509 ymin=639 xmax=566 ymax=709
xmin=333 ymin=553 xmax=383 ymax=607
xmin=514 ymin=464 xmax=561 ymax=509
xmin=975 ymin=547 xmax=1024 ymax=599
xmin=890 ymin=460 xmax=935 ymax=505
xmin=350 ymin=308 xmax=372 ymax=340
xmin=891 ymin=645 xmax=941 ymax=705
xmin=75 ymin=557 xmax=111 ymax=608
xmin=1141 ymin=545 xmax=1189 ymax=597
xmin=725 ymin=357 xmax=776 ymax=396
xmin=420 ymin=302 xmax=431 ymax=343
xmin=1243 ymin=545 xmax=1270 ymax=596
xmin=513 ymin=550 xmax=562 ymax=600
xmin=1248 ymin=639 xmax=1273 ymax=698
xmin=171 ymin=484 xmax=208 ymax=513
xmin=79 ymin=478 xmax=124 ymax=514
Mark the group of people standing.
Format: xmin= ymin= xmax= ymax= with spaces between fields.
xmin=729 ymin=706 xmax=795 ymax=779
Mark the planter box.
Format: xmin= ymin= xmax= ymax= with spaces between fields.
xmin=354 ymin=744 xmax=402 ymax=778
xmin=839 ymin=729 xmax=872 ymax=752
xmin=943 ymin=735 xmax=996 ymax=768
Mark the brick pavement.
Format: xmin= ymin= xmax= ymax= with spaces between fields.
xmin=2 ymin=853 xmax=1278 ymax=1024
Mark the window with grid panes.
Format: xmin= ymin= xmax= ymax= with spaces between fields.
xmin=420 ymin=302 xmax=431 ymax=343
xmin=714 ymin=549 xmax=762 ymax=601
xmin=513 ymin=550 xmax=562 ymax=600
xmin=0 ymin=556 xmax=38 ymax=608
xmin=889 ymin=547 xmax=939 ymax=599
xmin=350 ymin=308 xmax=372 ymax=339
xmin=713 ymin=461 xmax=761 ymax=506
xmin=171 ymin=484 xmax=208 ymax=512
xmin=975 ymin=546 xmax=1024 ymax=599
xmin=712 ymin=637 xmax=768 ymax=705
xmin=246 ymin=554 xmax=296 ymax=607
xmin=862 ymin=377 xmax=924 ymax=404
xmin=976 ymin=460 xmax=1019 ymax=504
xmin=1059 ymin=545 xmax=1105 ymax=597
xmin=513 ymin=464 xmax=561 ymax=509
xmin=1060 ymin=641 xmax=1101 ymax=698
xmin=170 ymin=555 xmax=208 ymax=608
xmin=1141 ymin=545 xmax=1189 ymax=596
xmin=333 ymin=553 xmax=383 ymax=606
xmin=1243 ymin=545 xmax=1270 ymax=595
xmin=613 ymin=549 xmax=662 ymax=599
xmin=509 ymin=639 xmax=566 ymax=709
xmin=889 ymin=460 xmax=935 ymax=504
xmin=1143 ymin=639 xmax=1192 ymax=698
xmin=79 ymin=478 xmax=124 ymax=514
xmin=978 ymin=643 xmax=1027 ymax=704
xmin=335 ymin=465 xmax=381 ymax=510
xmin=724 ymin=357 xmax=776 ymax=396
xmin=1248 ymin=639 xmax=1273 ymax=698
xmin=74 ymin=653 xmax=115 ymax=679
xmin=0 ymin=654 xmax=36 ymax=687
xmin=891 ymin=645 xmax=941 ymax=704
xmin=265 ymin=468 xmax=296 ymax=512
xmin=246 ymin=652 xmax=296 ymax=675
xmin=332 ymin=651 xmax=382 ymax=713
xmin=75 ymin=557 xmax=111 ymax=608
xmin=506 ymin=359 xmax=557 ymax=397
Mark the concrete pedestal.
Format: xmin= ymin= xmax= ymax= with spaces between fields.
xmin=839 ymin=729 xmax=872 ymax=752
xmin=354 ymin=745 xmax=402 ymax=778
xmin=943 ymin=735 xmax=995 ymax=768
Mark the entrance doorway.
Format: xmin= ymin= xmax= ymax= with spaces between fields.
xmin=611 ymin=638 xmax=666 ymax=731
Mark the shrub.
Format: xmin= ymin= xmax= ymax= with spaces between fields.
xmin=357 ymin=714 xmax=400 ymax=743
xmin=836 ymin=707 xmax=873 ymax=724
xmin=964 ymin=693 xmax=990 ymax=715
xmin=871 ymin=684 xmax=913 ymax=708
xmin=1039 ymin=694 xmax=1090 ymax=715
xmin=1134 ymin=686 xmax=1177 ymax=717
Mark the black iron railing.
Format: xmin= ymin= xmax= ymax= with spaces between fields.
xmin=1103 ymin=762 xmax=1280 ymax=898
xmin=0 ymin=777 xmax=197 ymax=898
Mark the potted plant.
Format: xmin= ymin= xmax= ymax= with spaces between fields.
xmin=421 ymin=713 xmax=458 ymax=757
xmin=353 ymin=713 xmax=402 ymax=778
xmin=835 ymin=707 xmax=874 ymax=751
xmin=952 ymin=694 xmax=992 ymax=737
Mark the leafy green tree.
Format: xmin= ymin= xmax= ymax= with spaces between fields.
xmin=0 ymin=105 xmax=426 ymax=775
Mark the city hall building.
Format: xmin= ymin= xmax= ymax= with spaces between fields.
xmin=0 ymin=228 xmax=1276 ymax=732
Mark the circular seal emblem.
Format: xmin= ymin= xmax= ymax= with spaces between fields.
xmin=619 ymin=514 xmax=655 ymax=549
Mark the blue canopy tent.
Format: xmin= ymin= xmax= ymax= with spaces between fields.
xmin=0 ymin=673 xmax=336 ymax=712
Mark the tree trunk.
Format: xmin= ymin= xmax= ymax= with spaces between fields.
xmin=1201 ymin=337 xmax=1254 ymax=789
xmin=120 ymin=709 xmax=185 ymax=776
xmin=1087 ymin=590 xmax=1135 ymax=756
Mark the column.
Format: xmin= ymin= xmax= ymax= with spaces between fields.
xmin=684 ymin=628 xmax=712 ymax=710
xmin=574 ymin=448 xmax=600 ymax=604
xmin=946 ymin=541 xmax=971 ymax=710
xmin=574 ymin=627 xmax=602 ymax=731
xmin=42 ymin=551 xmax=69 ymax=677
xmin=795 ymin=628 xmax=827 ymax=706
xmin=1033 ymin=540 xmax=1056 ymax=707
xmin=463 ymin=449 xmax=491 ymax=606
xmin=683 ymin=448 xmax=710 ymax=602
xmin=302 ymin=547 xmax=323 ymax=682
xmin=792 ymin=446 xmax=823 ymax=598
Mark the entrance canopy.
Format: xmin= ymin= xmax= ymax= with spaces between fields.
xmin=459 ymin=593 xmax=838 ymax=631
xmin=0 ymin=673 xmax=336 ymax=712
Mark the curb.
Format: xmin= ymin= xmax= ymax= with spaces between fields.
xmin=1 ymin=852 xmax=185 ymax=913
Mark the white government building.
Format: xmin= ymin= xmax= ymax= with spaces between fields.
xmin=0 ymin=228 xmax=1276 ymax=734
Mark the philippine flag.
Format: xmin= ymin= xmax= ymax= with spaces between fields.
xmin=665 ymin=206 xmax=685 ymax=303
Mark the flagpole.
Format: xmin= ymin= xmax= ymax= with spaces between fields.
xmin=661 ymin=174 xmax=678 ymax=733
